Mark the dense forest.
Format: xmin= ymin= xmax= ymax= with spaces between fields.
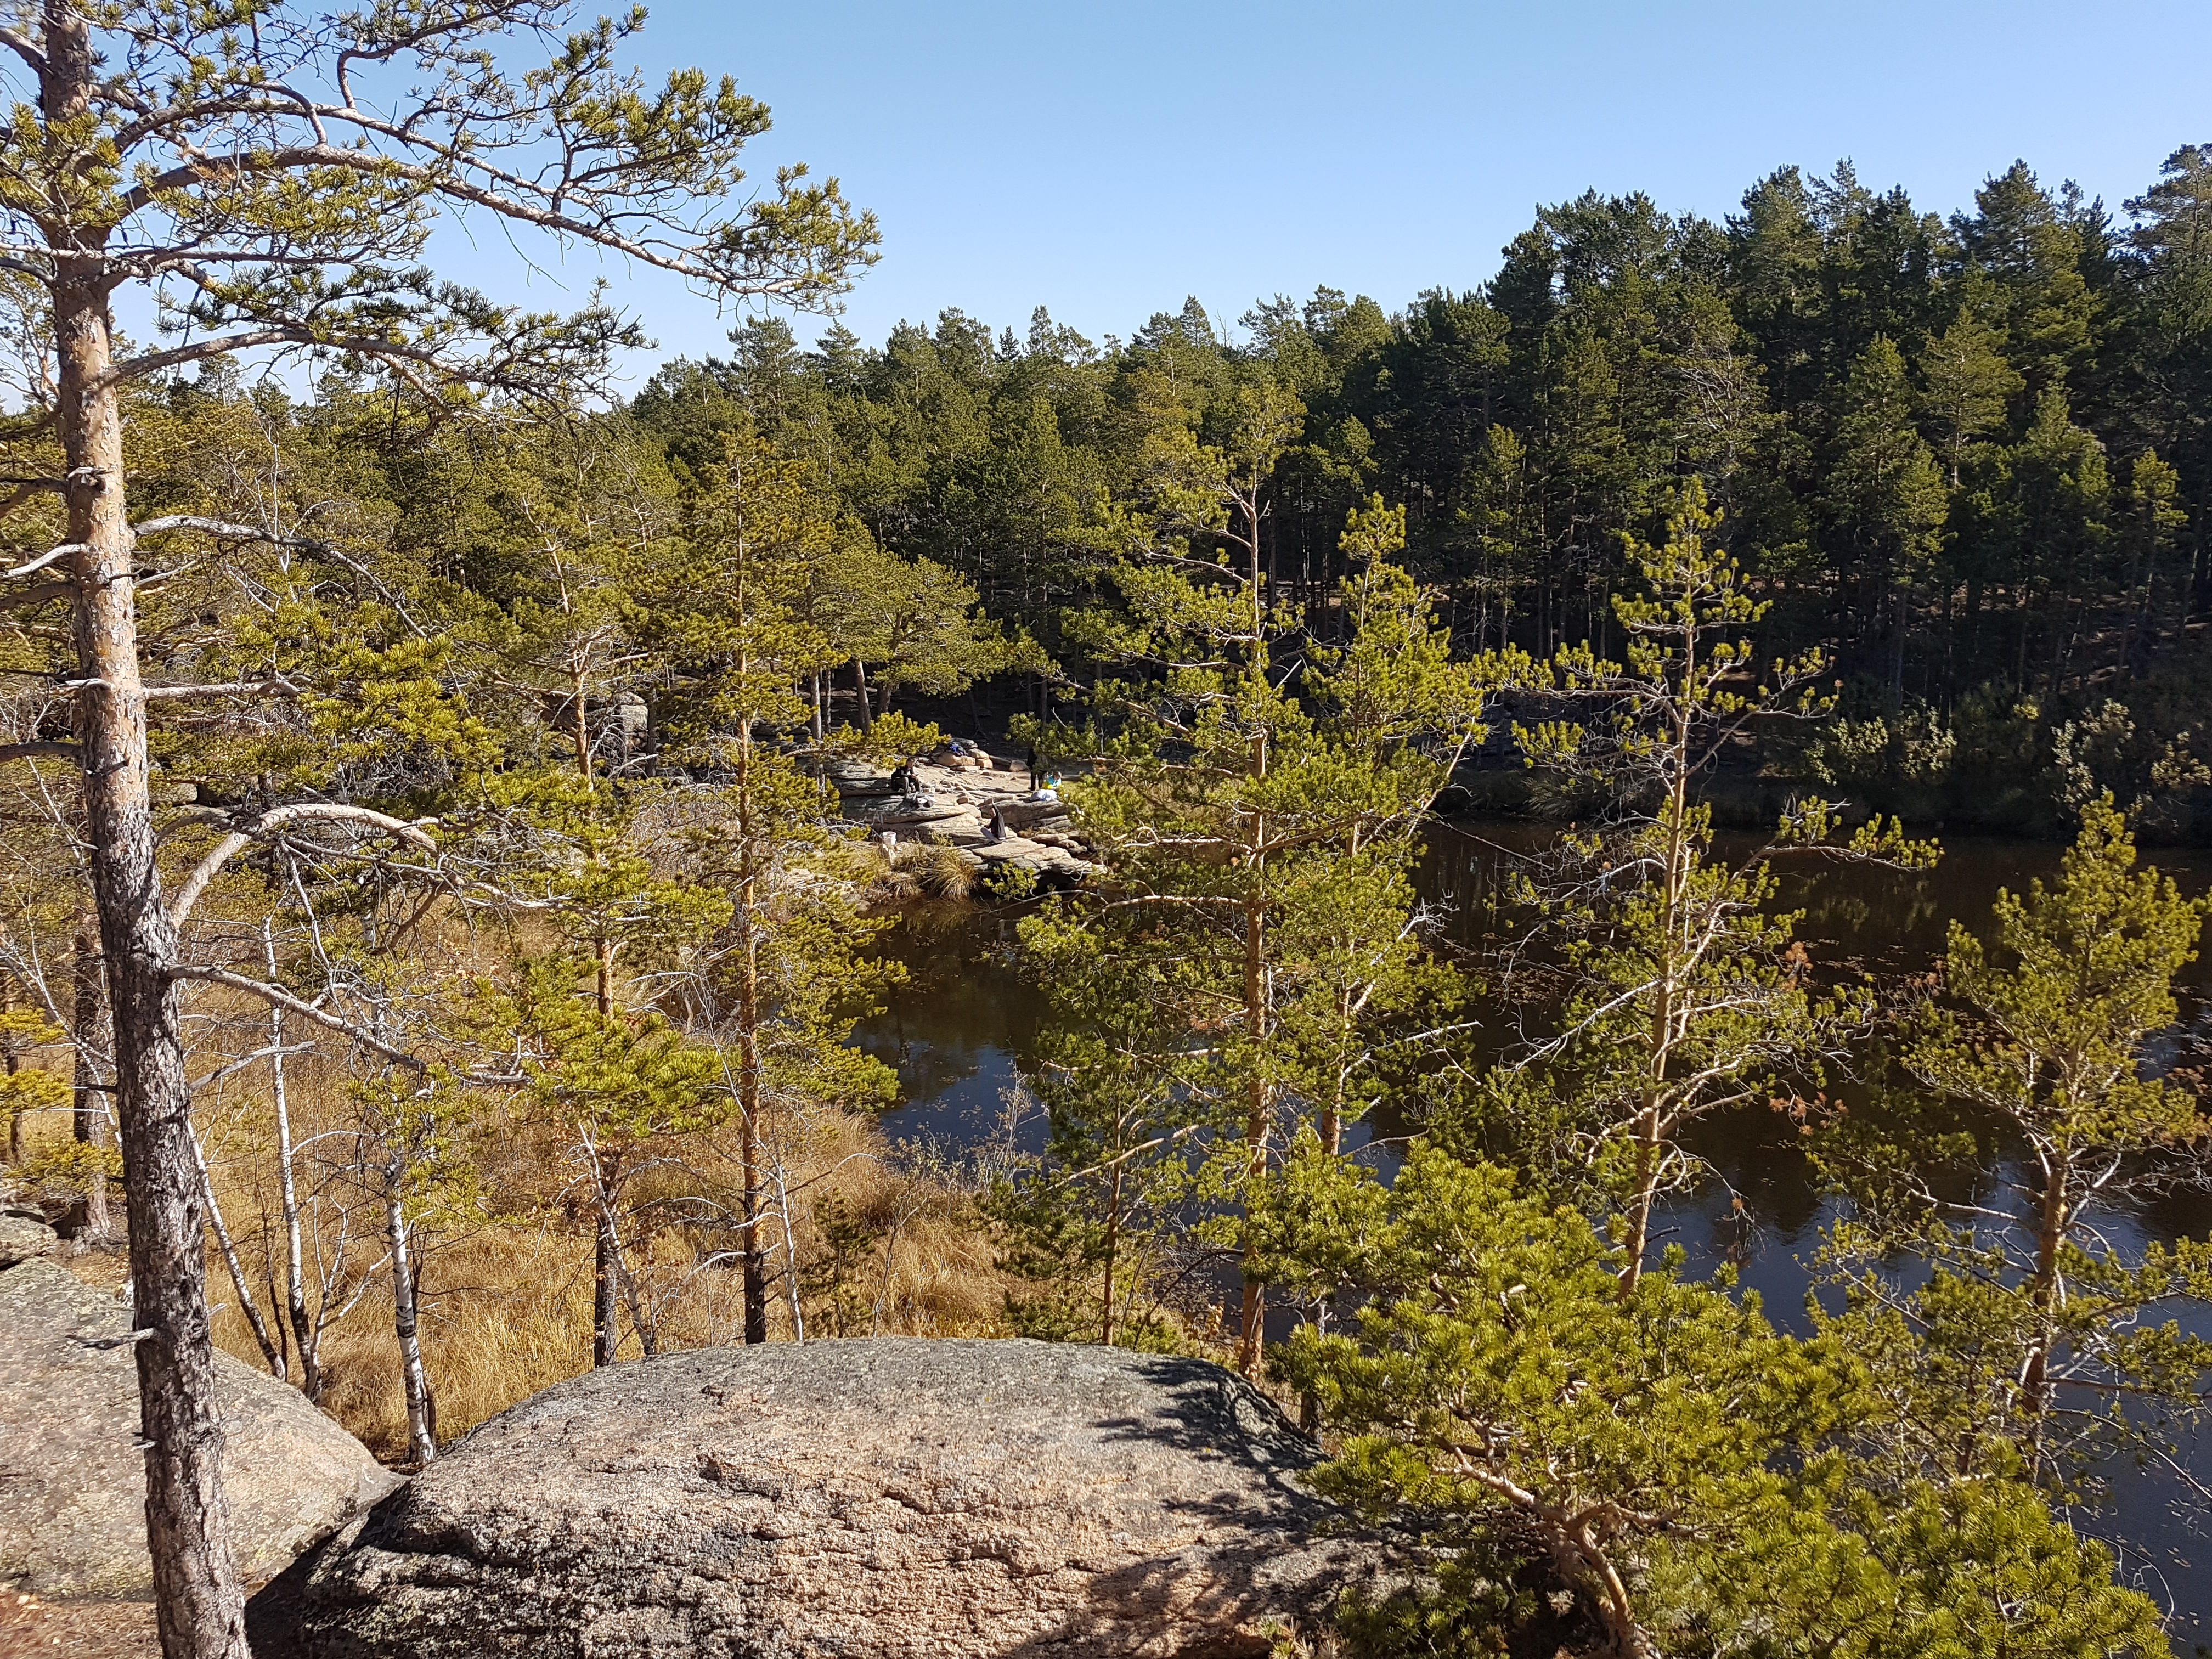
xmin=3 ymin=3 xmax=2212 ymax=1655
xmin=640 ymin=143 xmax=2212 ymax=833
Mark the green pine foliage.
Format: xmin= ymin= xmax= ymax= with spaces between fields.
xmin=1262 ymin=1138 xmax=2168 ymax=1658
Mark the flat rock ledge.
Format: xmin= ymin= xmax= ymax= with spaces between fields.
xmin=252 ymin=1338 xmax=1390 ymax=1659
xmin=0 ymin=1215 xmax=400 ymax=1600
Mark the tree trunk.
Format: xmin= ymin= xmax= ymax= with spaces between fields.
xmin=1234 ymin=738 xmax=1270 ymax=1380
xmin=1886 ymin=583 xmax=1908 ymax=714
xmin=592 ymin=1203 xmax=622 ymax=1366
xmin=384 ymin=1163 xmax=438 ymax=1466
xmin=1620 ymin=1110 xmax=1664 ymax=1294
xmin=190 ymin=1127 xmax=282 ymax=1376
xmin=735 ymin=678 xmax=769 ymax=1346
xmin=48 ymin=12 xmax=249 ymax=1633
xmin=1620 ymin=715 xmax=1692 ymax=1300
xmin=851 ymin=658 xmax=873 ymax=731
xmin=1101 ymin=1165 xmax=1121 ymax=1347
xmin=71 ymin=916 xmax=112 ymax=1237
xmin=772 ymin=1157 xmax=805 ymax=1343
xmin=268 ymin=963 xmax=320 ymax=1401
xmin=2018 ymin=1159 xmax=2070 ymax=1471
xmin=3 ymin=977 xmax=20 ymax=1164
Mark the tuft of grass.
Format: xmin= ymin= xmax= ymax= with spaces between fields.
xmin=915 ymin=844 xmax=977 ymax=901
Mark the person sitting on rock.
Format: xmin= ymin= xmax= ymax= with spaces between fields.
xmin=987 ymin=804 xmax=1008 ymax=842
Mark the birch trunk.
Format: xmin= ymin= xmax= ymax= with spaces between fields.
xmin=269 ymin=985 xmax=320 ymax=1400
xmin=384 ymin=1163 xmax=438 ymax=1465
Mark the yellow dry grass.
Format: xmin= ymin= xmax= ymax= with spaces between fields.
xmin=5 ymin=890 xmax=1022 ymax=1466
xmin=193 ymin=1090 xmax=1011 ymax=1463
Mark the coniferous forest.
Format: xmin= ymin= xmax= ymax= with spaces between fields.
xmin=6 ymin=5 xmax=2212 ymax=1657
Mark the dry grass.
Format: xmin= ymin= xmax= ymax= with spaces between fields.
xmin=912 ymin=844 xmax=978 ymax=901
xmin=5 ymin=890 xmax=1021 ymax=1466
xmin=245 ymin=1223 xmax=597 ymax=1462
xmin=191 ymin=1093 xmax=1013 ymax=1462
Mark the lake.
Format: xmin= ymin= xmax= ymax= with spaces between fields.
xmin=854 ymin=820 xmax=2212 ymax=1635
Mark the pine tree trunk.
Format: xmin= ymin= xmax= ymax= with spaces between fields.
xmin=70 ymin=916 xmax=112 ymax=1239
xmin=3 ymin=977 xmax=20 ymax=1163
xmin=1234 ymin=746 xmax=1269 ymax=1380
xmin=1101 ymin=1165 xmax=1121 ymax=1347
xmin=2018 ymin=1157 xmax=2071 ymax=1471
xmin=592 ymin=1204 xmax=622 ymax=1365
xmin=735 ymin=689 xmax=768 ymax=1346
xmin=47 ymin=11 xmax=249 ymax=1631
xmin=1886 ymin=583 xmax=1908 ymax=714
xmin=1620 ymin=714 xmax=1692 ymax=1300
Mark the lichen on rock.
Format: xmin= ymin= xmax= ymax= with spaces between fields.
xmin=253 ymin=1337 xmax=1390 ymax=1658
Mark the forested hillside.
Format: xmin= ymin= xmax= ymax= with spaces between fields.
xmin=643 ymin=148 xmax=2212 ymax=828
xmin=1 ymin=0 xmax=2209 ymax=1646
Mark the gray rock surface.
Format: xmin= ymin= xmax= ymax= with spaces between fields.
xmin=252 ymin=1338 xmax=1387 ymax=1658
xmin=971 ymin=836 xmax=1101 ymax=881
xmin=0 ymin=1254 xmax=401 ymax=1599
xmin=0 ymin=1205 xmax=55 ymax=1268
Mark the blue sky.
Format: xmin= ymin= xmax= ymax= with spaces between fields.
xmin=432 ymin=0 xmax=2212 ymax=381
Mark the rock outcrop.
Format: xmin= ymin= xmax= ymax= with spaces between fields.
xmin=0 ymin=1204 xmax=56 ymax=1268
xmin=0 ymin=1215 xmax=401 ymax=1600
xmin=832 ymin=749 xmax=1102 ymax=884
xmin=252 ymin=1338 xmax=1389 ymax=1658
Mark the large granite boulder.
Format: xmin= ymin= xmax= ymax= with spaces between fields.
xmin=252 ymin=1338 xmax=1390 ymax=1658
xmin=0 ymin=1228 xmax=400 ymax=1600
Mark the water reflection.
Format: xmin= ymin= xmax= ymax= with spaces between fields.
xmin=853 ymin=904 xmax=1048 ymax=1150
xmin=851 ymin=821 xmax=2212 ymax=1633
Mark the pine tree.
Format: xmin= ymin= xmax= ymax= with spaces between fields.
xmin=1504 ymin=482 xmax=1933 ymax=1292
xmin=0 ymin=10 xmax=873 ymax=1645
xmin=1262 ymin=1138 xmax=2166 ymax=1658
xmin=1028 ymin=489 xmax=1491 ymax=1373
xmin=1818 ymin=795 xmax=2212 ymax=1490
xmin=657 ymin=430 xmax=903 ymax=1344
xmin=1824 ymin=337 xmax=1948 ymax=706
xmin=1917 ymin=303 xmax=2024 ymax=486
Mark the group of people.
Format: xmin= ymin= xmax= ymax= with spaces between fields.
xmin=882 ymin=741 xmax=1058 ymax=845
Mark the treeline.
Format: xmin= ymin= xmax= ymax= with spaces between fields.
xmin=650 ymin=145 xmax=2212 ymax=828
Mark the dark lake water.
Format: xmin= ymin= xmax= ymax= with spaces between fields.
xmin=853 ymin=821 xmax=2212 ymax=1635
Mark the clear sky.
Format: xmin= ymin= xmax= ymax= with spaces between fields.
xmin=432 ymin=0 xmax=2212 ymax=381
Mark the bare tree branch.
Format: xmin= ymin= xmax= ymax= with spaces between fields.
xmin=170 ymin=803 xmax=437 ymax=927
xmin=165 ymin=964 xmax=423 ymax=1069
